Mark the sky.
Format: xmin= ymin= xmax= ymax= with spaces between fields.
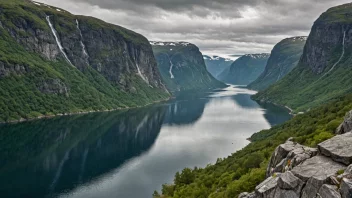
xmin=36 ymin=0 xmax=351 ymax=58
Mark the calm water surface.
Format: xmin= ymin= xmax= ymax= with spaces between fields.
xmin=0 ymin=86 xmax=291 ymax=198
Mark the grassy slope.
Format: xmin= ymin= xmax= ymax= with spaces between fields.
xmin=253 ymin=4 xmax=352 ymax=112
xmin=0 ymin=0 xmax=169 ymax=122
xmin=248 ymin=38 xmax=306 ymax=91
xmin=156 ymin=94 xmax=352 ymax=198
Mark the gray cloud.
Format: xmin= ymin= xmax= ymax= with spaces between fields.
xmin=36 ymin=0 xmax=351 ymax=56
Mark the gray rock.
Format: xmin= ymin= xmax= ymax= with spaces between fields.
xmin=317 ymin=184 xmax=341 ymax=198
xmin=292 ymin=156 xmax=346 ymax=182
xmin=273 ymin=189 xmax=300 ymax=198
xmin=266 ymin=141 xmax=297 ymax=177
xmin=336 ymin=111 xmax=352 ymax=134
xmin=255 ymin=175 xmax=280 ymax=198
xmin=238 ymin=192 xmax=256 ymax=198
xmin=292 ymin=156 xmax=346 ymax=198
xmin=267 ymin=141 xmax=318 ymax=177
xmin=277 ymin=171 xmax=304 ymax=191
xmin=318 ymin=132 xmax=352 ymax=165
xmin=340 ymin=178 xmax=352 ymax=198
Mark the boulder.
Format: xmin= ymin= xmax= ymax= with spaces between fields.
xmin=266 ymin=140 xmax=317 ymax=177
xmin=266 ymin=141 xmax=296 ymax=177
xmin=255 ymin=174 xmax=281 ymax=198
xmin=238 ymin=192 xmax=256 ymax=198
xmin=291 ymin=156 xmax=346 ymax=198
xmin=318 ymin=132 xmax=352 ymax=165
xmin=336 ymin=111 xmax=352 ymax=134
xmin=340 ymin=178 xmax=352 ymax=198
xmin=317 ymin=184 xmax=341 ymax=198
xmin=277 ymin=171 xmax=304 ymax=191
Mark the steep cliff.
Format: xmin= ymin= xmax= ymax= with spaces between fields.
xmin=218 ymin=54 xmax=270 ymax=85
xmin=254 ymin=3 xmax=352 ymax=112
xmin=151 ymin=42 xmax=226 ymax=92
xmin=203 ymin=55 xmax=233 ymax=79
xmin=248 ymin=37 xmax=306 ymax=91
xmin=0 ymin=0 xmax=169 ymax=122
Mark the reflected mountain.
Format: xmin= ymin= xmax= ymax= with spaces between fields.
xmin=230 ymin=94 xmax=292 ymax=126
xmin=0 ymin=106 xmax=166 ymax=198
xmin=163 ymin=90 xmax=211 ymax=126
xmin=230 ymin=94 xmax=260 ymax=109
xmin=258 ymin=102 xmax=293 ymax=126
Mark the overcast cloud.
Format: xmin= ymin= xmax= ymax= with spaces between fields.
xmin=37 ymin=0 xmax=351 ymax=58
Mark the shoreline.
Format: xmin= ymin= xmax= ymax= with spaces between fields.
xmin=0 ymin=97 xmax=171 ymax=125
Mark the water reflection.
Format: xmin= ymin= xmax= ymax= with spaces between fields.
xmin=0 ymin=86 xmax=291 ymax=198
xmin=0 ymin=107 xmax=166 ymax=198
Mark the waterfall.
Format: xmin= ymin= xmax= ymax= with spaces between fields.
xmin=76 ymin=19 xmax=89 ymax=64
xmin=319 ymin=30 xmax=346 ymax=80
xmin=49 ymin=150 xmax=70 ymax=191
xmin=46 ymin=16 xmax=73 ymax=66
xmin=169 ymin=58 xmax=175 ymax=79
xmin=135 ymin=61 xmax=148 ymax=83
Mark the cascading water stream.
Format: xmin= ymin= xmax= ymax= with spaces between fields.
xmin=318 ymin=30 xmax=346 ymax=80
xmin=76 ymin=19 xmax=89 ymax=64
xmin=169 ymin=58 xmax=175 ymax=79
xmin=46 ymin=16 xmax=74 ymax=66
xmin=135 ymin=61 xmax=148 ymax=83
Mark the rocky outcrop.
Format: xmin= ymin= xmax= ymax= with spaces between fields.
xmin=248 ymin=37 xmax=306 ymax=91
xmin=218 ymin=54 xmax=270 ymax=85
xmin=318 ymin=132 xmax=352 ymax=165
xmin=336 ymin=110 xmax=352 ymax=134
xmin=0 ymin=61 xmax=28 ymax=78
xmin=36 ymin=78 xmax=69 ymax=96
xmin=239 ymin=133 xmax=352 ymax=198
xmin=266 ymin=140 xmax=318 ymax=177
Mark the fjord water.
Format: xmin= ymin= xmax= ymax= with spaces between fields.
xmin=0 ymin=86 xmax=291 ymax=198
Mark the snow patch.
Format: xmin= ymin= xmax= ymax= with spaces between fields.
xmin=150 ymin=41 xmax=191 ymax=47
xmin=56 ymin=9 xmax=61 ymax=12
xmin=31 ymin=1 xmax=41 ymax=6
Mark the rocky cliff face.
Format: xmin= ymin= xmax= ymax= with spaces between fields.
xmin=0 ymin=0 xmax=169 ymax=122
xmin=203 ymin=55 xmax=233 ymax=79
xmin=253 ymin=3 xmax=352 ymax=112
xmin=151 ymin=41 xmax=226 ymax=92
xmin=248 ymin=37 xmax=306 ymax=91
xmin=239 ymin=113 xmax=352 ymax=198
xmin=218 ymin=54 xmax=270 ymax=85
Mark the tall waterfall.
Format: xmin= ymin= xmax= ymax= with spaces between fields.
xmin=135 ymin=62 xmax=148 ymax=83
xmin=319 ymin=30 xmax=346 ymax=80
xmin=46 ymin=16 xmax=73 ymax=66
xmin=168 ymin=57 xmax=175 ymax=79
xmin=76 ymin=19 xmax=89 ymax=64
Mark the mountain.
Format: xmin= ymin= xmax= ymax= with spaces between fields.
xmin=253 ymin=3 xmax=352 ymax=112
xmin=203 ymin=55 xmax=233 ymax=79
xmin=0 ymin=0 xmax=170 ymax=123
xmin=151 ymin=41 xmax=226 ymax=92
xmin=248 ymin=37 xmax=307 ymax=91
xmin=218 ymin=54 xmax=270 ymax=85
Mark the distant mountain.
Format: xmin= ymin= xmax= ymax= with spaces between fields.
xmin=218 ymin=54 xmax=270 ymax=85
xmin=0 ymin=0 xmax=169 ymax=123
xmin=203 ymin=55 xmax=233 ymax=79
xmin=248 ymin=37 xmax=307 ymax=91
xmin=253 ymin=3 xmax=352 ymax=112
xmin=151 ymin=42 xmax=226 ymax=92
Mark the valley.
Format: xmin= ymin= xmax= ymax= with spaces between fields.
xmin=1 ymin=1 xmax=352 ymax=198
